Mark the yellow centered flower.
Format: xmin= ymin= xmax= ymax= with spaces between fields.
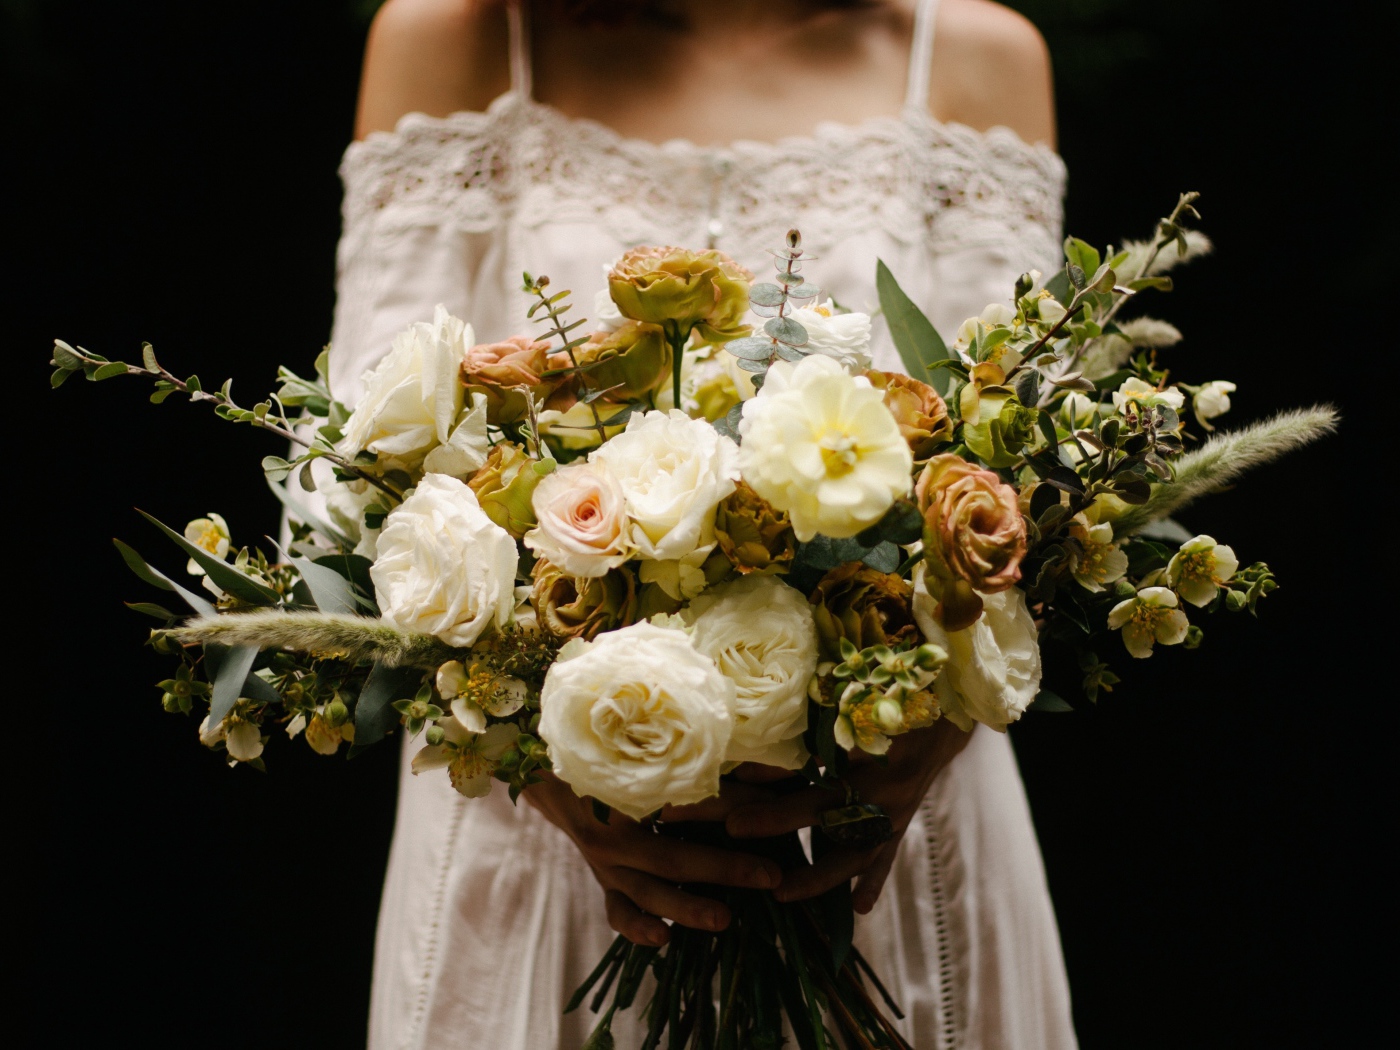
xmin=819 ymin=432 xmax=859 ymax=477
xmin=1166 ymin=535 xmax=1238 ymax=607
xmin=1107 ymin=586 xmax=1190 ymax=659
xmin=1069 ymin=518 xmax=1129 ymax=593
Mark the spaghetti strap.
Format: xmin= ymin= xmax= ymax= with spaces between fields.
xmin=903 ymin=0 xmax=941 ymax=111
xmin=507 ymin=0 xmax=533 ymax=99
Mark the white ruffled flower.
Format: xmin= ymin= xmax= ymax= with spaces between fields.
xmin=1107 ymin=586 xmax=1190 ymax=658
xmin=338 ymin=304 xmax=471 ymax=471
xmin=787 ymin=301 xmax=873 ymax=373
xmin=1069 ymin=517 xmax=1129 ymax=593
xmin=183 ymin=514 xmax=230 ymax=576
xmin=685 ymin=575 xmax=817 ymax=770
xmin=538 ymin=621 xmax=736 ymax=820
xmin=524 ymin=462 xmax=633 ymax=578
xmin=1113 ymin=377 xmax=1186 ymax=415
xmin=371 ymin=474 xmax=518 ymax=647
xmin=591 ymin=410 xmax=740 ymax=562
xmin=411 ymin=718 xmax=518 ymax=798
xmin=738 ymin=355 xmax=912 ymax=541
xmin=1166 ymin=535 xmax=1238 ymax=608
xmin=1192 ymin=381 xmax=1236 ymax=430
xmin=913 ymin=565 xmax=1040 ymax=732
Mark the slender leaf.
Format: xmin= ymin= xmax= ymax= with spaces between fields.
xmin=876 ymin=259 xmax=950 ymax=394
xmin=125 ymin=601 xmax=179 ymax=621
xmin=349 ymin=661 xmax=422 ymax=755
xmin=1029 ymin=689 xmax=1074 ymax=713
xmin=138 ymin=511 xmax=281 ymax=605
xmin=206 ymin=644 xmax=258 ymax=725
xmin=113 ymin=538 xmax=216 ymax=617
xmin=90 ymin=361 xmax=129 ymax=381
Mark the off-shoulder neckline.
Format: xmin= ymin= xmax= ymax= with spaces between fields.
xmin=346 ymin=90 xmax=1064 ymax=170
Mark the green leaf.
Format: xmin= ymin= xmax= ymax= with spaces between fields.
xmin=312 ymin=553 xmax=377 ymax=611
xmin=51 ymin=368 xmax=74 ymax=388
xmin=149 ymin=386 xmax=176 ymax=404
xmin=1064 ymin=237 xmax=1101 ymax=278
xmin=876 ymin=259 xmax=951 ymax=394
xmin=141 ymin=343 xmax=158 ymax=371
xmin=136 ymin=511 xmax=282 ymax=606
xmin=185 ymin=375 xmax=202 ymax=393
xmin=125 ymin=601 xmax=179 ymax=621
xmin=1029 ymin=689 xmax=1074 ymax=713
xmin=261 ymin=455 xmax=293 ymax=481
xmin=113 ymin=538 xmax=216 ymax=617
xmin=1127 ymin=276 xmax=1173 ymax=293
xmin=854 ymin=499 xmax=923 ymax=547
xmin=90 ymin=362 xmax=128 ymax=381
xmin=349 ymin=662 xmax=423 ymax=755
xmin=298 ymin=460 xmax=317 ymax=493
xmin=288 ymin=553 xmax=359 ymax=615
xmin=205 ymin=644 xmax=258 ymax=726
xmin=52 ymin=341 xmax=85 ymax=370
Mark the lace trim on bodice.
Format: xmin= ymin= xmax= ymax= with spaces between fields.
xmin=339 ymin=93 xmax=1066 ymax=266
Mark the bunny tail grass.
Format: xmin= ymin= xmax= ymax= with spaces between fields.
xmin=173 ymin=610 xmax=462 ymax=668
xmin=1113 ymin=406 xmax=1339 ymax=537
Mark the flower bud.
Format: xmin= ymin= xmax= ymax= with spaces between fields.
xmin=149 ymin=630 xmax=179 ymax=656
xmin=873 ymin=697 xmax=904 ymax=734
xmin=1226 ymin=589 xmax=1247 ymax=612
xmin=326 ymin=697 xmax=349 ymax=726
xmin=161 ymin=692 xmax=181 ymax=713
xmin=1183 ymin=624 xmax=1204 ymax=649
xmin=425 ymin=724 xmax=445 ymax=746
xmin=714 ymin=481 xmax=797 ymax=575
xmin=574 ymin=321 xmax=672 ymax=401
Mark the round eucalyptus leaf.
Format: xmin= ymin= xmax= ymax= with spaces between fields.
xmin=764 ymin=316 xmax=808 ymax=347
xmin=725 ymin=336 xmax=777 ymax=361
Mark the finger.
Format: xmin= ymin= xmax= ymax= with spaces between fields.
xmin=611 ymin=868 xmax=731 ymax=933
xmin=604 ymin=888 xmax=670 ymax=947
xmin=852 ymin=842 xmax=899 ymax=914
xmin=773 ymin=847 xmax=876 ymax=903
xmin=660 ymin=781 xmax=779 ymax=822
xmin=725 ymin=785 xmax=842 ymax=839
xmin=621 ymin=835 xmax=782 ymax=890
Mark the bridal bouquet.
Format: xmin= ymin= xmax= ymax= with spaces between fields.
xmin=52 ymin=193 xmax=1334 ymax=1049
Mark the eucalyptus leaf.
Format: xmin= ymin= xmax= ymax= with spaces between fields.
xmin=763 ymin=316 xmax=808 ymax=347
xmin=137 ymin=511 xmax=282 ymax=605
xmin=735 ymin=357 xmax=769 ymax=373
xmin=113 ymin=538 xmax=216 ymax=617
xmin=349 ymin=662 xmax=424 ymax=755
xmin=124 ymin=601 xmax=179 ymax=621
xmin=773 ymin=343 xmax=806 ymax=362
xmin=725 ymin=336 xmax=776 ymax=361
xmin=206 ymin=644 xmax=258 ymax=726
xmin=749 ymin=283 xmax=786 ymax=307
xmin=876 ymin=259 xmax=951 ymax=394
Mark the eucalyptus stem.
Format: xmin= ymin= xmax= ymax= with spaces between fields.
xmin=526 ymin=276 xmax=608 ymax=444
xmin=54 ymin=343 xmax=404 ymax=503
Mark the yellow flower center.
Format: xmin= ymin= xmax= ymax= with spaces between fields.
xmin=448 ymin=747 xmax=495 ymax=792
xmin=1131 ymin=603 xmax=1171 ymax=632
xmin=1078 ymin=543 xmax=1113 ymax=583
xmin=1175 ymin=550 xmax=1218 ymax=584
xmin=820 ymin=432 xmax=859 ymax=477
xmin=194 ymin=522 xmax=224 ymax=554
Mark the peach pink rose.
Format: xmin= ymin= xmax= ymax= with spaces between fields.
xmin=462 ymin=336 xmax=575 ymax=424
xmin=523 ymin=462 xmax=632 ymax=578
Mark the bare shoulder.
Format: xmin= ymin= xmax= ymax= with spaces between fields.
xmin=927 ymin=0 xmax=1056 ymax=149
xmin=354 ymin=0 xmax=511 ymax=140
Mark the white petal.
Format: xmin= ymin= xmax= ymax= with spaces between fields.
xmin=410 ymin=744 xmax=451 ymax=774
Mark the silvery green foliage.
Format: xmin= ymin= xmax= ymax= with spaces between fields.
xmin=1110 ymin=406 xmax=1340 ymax=537
xmin=721 ymin=228 xmax=821 ymax=381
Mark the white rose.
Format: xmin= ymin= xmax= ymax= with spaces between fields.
xmin=913 ymin=565 xmax=1040 ymax=732
xmin=590 ymin=410 xmax=740 ymax=561
xmin=538 ymin=621 xmax=736 ymax=819
xmin=524 ymin=462 xmax=632 ymax=578
xmin=1192 ymin=380 xmax=1236 ymax=429
xmin=370 ymin=474 xmax=517 ymax=647
xmin=338 ymin=304 xmax=472 ymax=471
xmin=685 ymin=575 xmax=816 ymax=770
xmin=738 ymin=355 xmax=912 ymax=541
xmin=787 ymin=301 xmax=873 ymax=373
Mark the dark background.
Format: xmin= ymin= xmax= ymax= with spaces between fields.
xmin=7 ymin=0 xmax=1394 ymax=1045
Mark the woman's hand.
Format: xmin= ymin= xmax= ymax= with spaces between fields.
xmin=725 ymin=720 xmax=974 ymax=914
xmin=523 ymin=772 xmax=784 ymax=947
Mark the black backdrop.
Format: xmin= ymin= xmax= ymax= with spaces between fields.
xmin=8 ymin=1 xmax=1394 ymax=1045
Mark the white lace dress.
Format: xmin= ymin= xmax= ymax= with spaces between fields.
xmin=330 ymin=2 xmax=1077 ymax=1046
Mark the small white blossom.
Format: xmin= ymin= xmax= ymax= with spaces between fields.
xmin=1107 ymin=586 xmax=1190 ymax=659
xmin=183 ymin=514 xmax=230 ymax=576
xmin=1113 ymin=377 xmax=1185 ymax=416
xmin=1069 ymin=518 xmax=1129 ymax=593
xmin=1192 ymin=381 xmax=1237 ymax=430
xmin=1166 ymin=535 xmax=1239 ymax=608
xmin=411 ymin=718 xmax=518 ymax=798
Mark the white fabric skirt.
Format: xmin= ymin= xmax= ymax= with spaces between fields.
xmin=367 ymin=726 xmax=1077 ymax=1049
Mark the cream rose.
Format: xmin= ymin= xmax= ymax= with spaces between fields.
xmin=538 ymin=621 xmax=736 ymax=819
xmin=370 ymin=474 xmax=518 ymax=647
xmin=738 ymin=355 xmax=913 ymax=541
xmin=913 ymin=565 xmax=1040 ymax=732
xmin=590 ymin=409 xmax=740 ymax=562
xmin=787 ymin=301 xmax=873 ymax=373
xmin=338 ymin=305 xmax=471 ymax=471
xmin=685 ymin=575 xmax=816 ymax=770
xmin=524 ymin=462 xmax=632 ymax=578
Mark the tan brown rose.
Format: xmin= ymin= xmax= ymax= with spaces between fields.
xmin=607 ymin=246 xmax=754 ymax=342
xmin=809 ymin=563 xmax=919 ymax=662
xmin=574 ymin=320 xmax=673 ymax=402
xmin=714 ymin=481 xmax=797 ymax=575
xmin=915 ymin=453 xmax=1027 ymax=631
xmin=461 ymin=336 xmax=574 ymax=425
xmin=467 ymin=442 xmax=553 ymax=539
xmin=864 ymin=369 xmax=954 ymax=459
xmin=530 ymin=560 xmax=638 ymax=641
